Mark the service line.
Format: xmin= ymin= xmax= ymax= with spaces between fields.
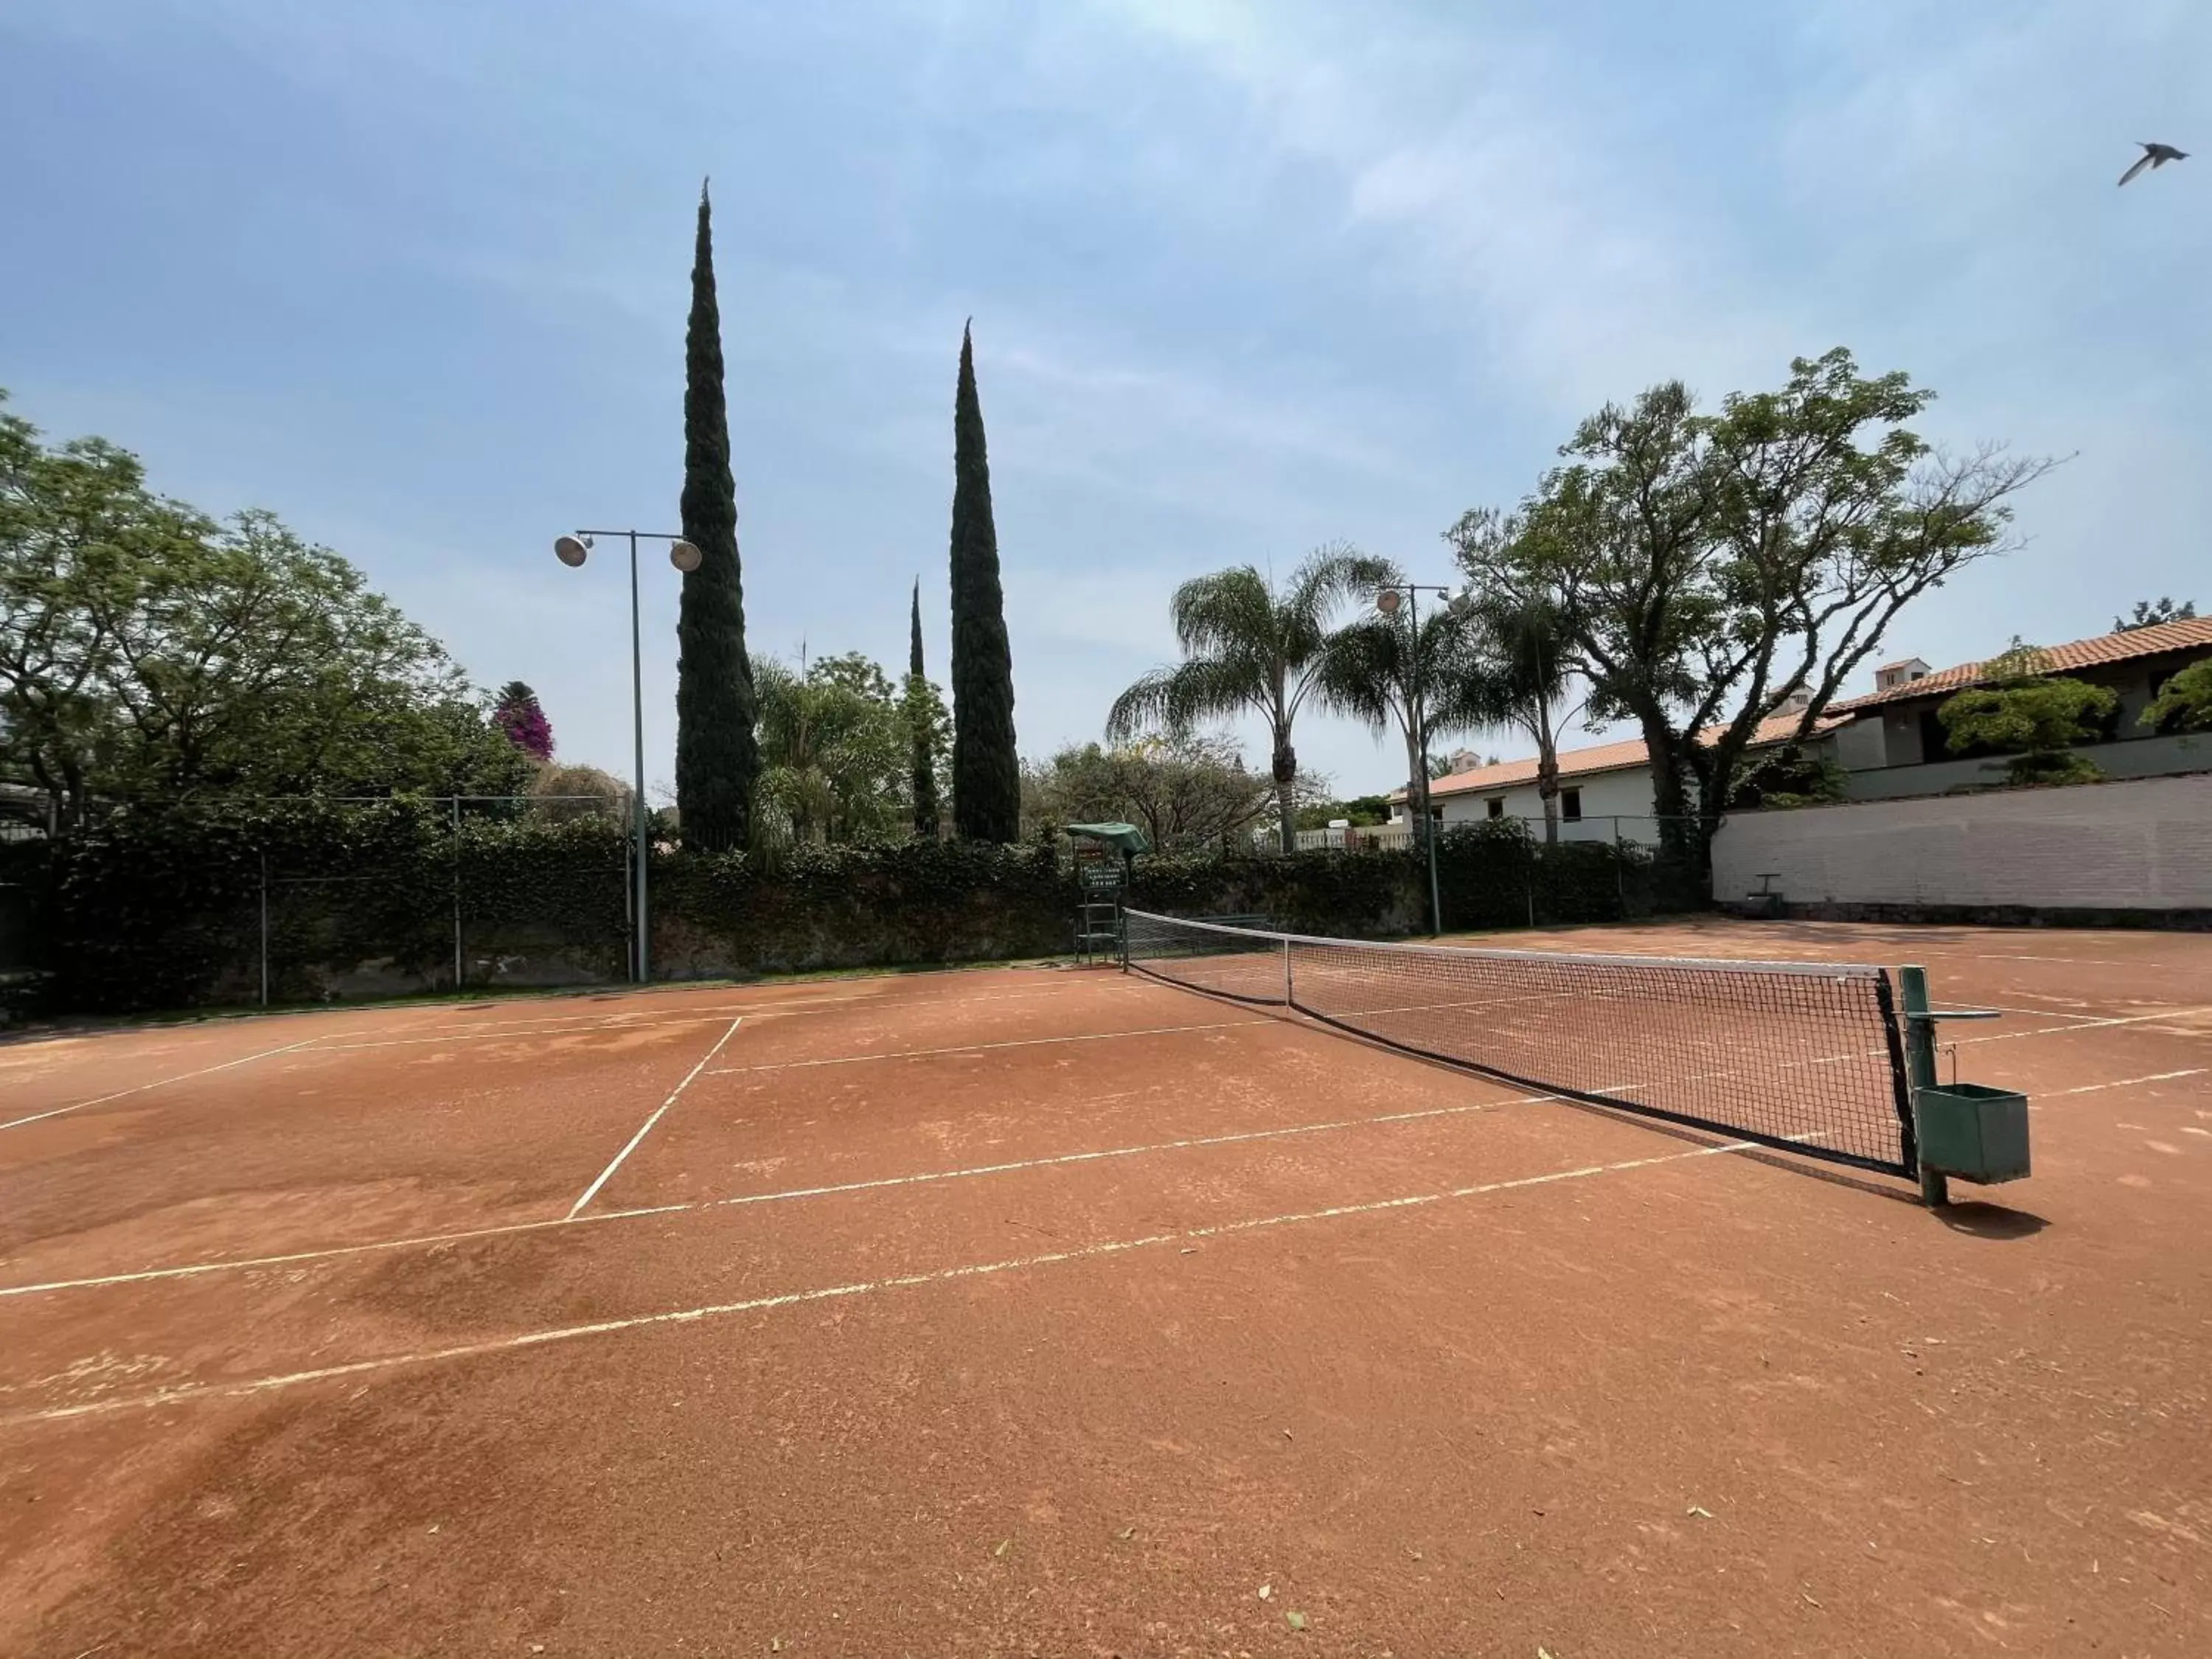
xmin=1 ymin=1136 xmax=1764 ymax=1427
xmin=704 ymin=1018 xmax=1270 ymax=1074
xmin=0 ymin=1039 xmax=318 ymax=1133
xmin=1 ymin=1080 xmax=1563 ymax=1298
xmin=2038 ymin=1068 xmax=2208 ymax=1099
xmin=566 ymin=1018 xmax=744 ymax=1219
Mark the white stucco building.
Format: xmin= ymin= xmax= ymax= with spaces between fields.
xmin=1389 ymin=709 xmax=1834 ymax=841
xmin=1386 ymin=615 xmax=2212 ymax=837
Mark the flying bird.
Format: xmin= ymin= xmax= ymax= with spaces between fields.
xmin=2118 ymin=142 xmax=2188 ymax=187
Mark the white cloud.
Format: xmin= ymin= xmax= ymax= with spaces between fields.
xmin=1100 ymin=0 xmax=1808 ymax=414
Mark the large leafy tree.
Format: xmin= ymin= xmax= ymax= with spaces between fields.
xmin=947 ymin=321 xmax=1020 ymax=841
xmin=905 ymin=578 xmax=942 ymax=839
xmin=1 ymin=393 xmax=529 ymax=825
xmin=1450 ymin=349 xmax=2053 ymax=868
xmin=1938 ymin=641 xmax=2118 ymax=785
xmin=751 ymin=653 xmax=908 ymax=846
xmin=674 ymin=179 xmax=761 ymax=852
xmin=1107 ymin=545 xmax=1389 ymax=852
xmin=2115 ymin=597 xmax=2196 ymax=632
xmin=529 ymin=761 xmax=632 ymax=822
xmin=2142 ymin=658 xmax=2212 ymax=734
xmin=1022 ymin=731 xmax=1276 ymax=852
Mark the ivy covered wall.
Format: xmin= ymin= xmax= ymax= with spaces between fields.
xmin=7 ymin=806 xmax=1695 ymax=1015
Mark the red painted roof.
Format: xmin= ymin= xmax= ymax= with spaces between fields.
xmin=1402 ymin=709 xmax=1843 ymax=801
xmin=1832 ymin=616 xmax=2212 ymax=711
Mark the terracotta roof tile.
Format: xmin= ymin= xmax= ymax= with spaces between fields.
xmin=1402 ymin=710 xmax=1843 ymax=801
xmin=1832 ymin=616 xmax=2212 ymax=711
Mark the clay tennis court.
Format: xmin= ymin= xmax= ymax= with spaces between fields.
xmin=2 ymin=919 xmax=2208 ymax=1657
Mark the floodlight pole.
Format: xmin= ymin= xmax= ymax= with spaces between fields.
xmin=1379 ymin=581 xmax=1458 ymax=938
xmin=564 ymin=529 xmax=702 ymax=985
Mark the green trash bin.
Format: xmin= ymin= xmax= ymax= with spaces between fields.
xmin=1914 ymin=1082 xmax=2031 ymax=1184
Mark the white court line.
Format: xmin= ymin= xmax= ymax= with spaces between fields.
xmin=309 ymin=978 xmax=1135 ymax=1045
xmin=2039 ymin=1069 xmax=2208 ymax=1099
xmin=1655 ymin=1006 xmax=2212 ymax=1096
xmin=1 ymin=1084 xmax=1569 ymax=1298
xmin=565 ymin=1019 xmax=744 ymax=1219
xmin=1956 ymin=1006 xmax=2212 ymax=1046
xmin=688 ymin=1085 xmax=1576 ymax=1211
xmin=0 ymin=1039 xmax=317 ymax=1133
xmin=0 ymin=1205 xmax=686 ymax=1299
xmin=0 ymin=1136 xmax=1760 ymax=1427
xmin=312 ymin=1015 xmax=750 ymax=1051
xmin=705 ymin=1018 xmax=1268 ymax=1074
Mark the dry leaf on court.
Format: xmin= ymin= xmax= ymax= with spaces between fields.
xmin=1686 ymin=1506 xmax=1714 ymax=1519
xmin=1256 ymin=1583 xmax=1272 ymax=1600
xmin=992 ymin=1538 xmax=1011 ymax=1559
xmin=1116 ymin=1526 xmax=1135 ymax=1541
xmin=1286 ymin=1611 xmax=1307 ymax=1630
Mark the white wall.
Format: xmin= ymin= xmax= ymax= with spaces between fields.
xmin=1712 ymin=773 xmax=2212 ymax=912
xmin=1422 ymin=765 xmax=1658 ymax=835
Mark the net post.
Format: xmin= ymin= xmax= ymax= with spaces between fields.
xmin=1899 ymin=964 xmax=1947 ymax=1207
xmin=1282 ymin=933 xmax=1293 ymax=1005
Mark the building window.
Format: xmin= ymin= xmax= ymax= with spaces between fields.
xmin=1560 ymin=788 xmax=1582 ymax=821
xmin=1430 ymin=806 xmax=1444 ymax=822
xmin=1486 ymin=798 xmax=1504 ymax=820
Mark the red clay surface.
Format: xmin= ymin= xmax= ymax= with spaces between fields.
xmin=1 ymin=922 xmax=2208 ymax=1658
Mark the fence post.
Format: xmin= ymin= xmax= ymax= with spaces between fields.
xmin=259 ymin=849 xmax=270 ymax=1009
xmin=1614 ymin=818 xmax=1627 ymax=918
xmin=451 ymin=796 xmax=463 ymax=993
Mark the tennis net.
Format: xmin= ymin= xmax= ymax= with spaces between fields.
xmin=1121 ymin=909 xmax=1917 ymax=1178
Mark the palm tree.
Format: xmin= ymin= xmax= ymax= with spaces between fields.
xmin=752 ymin=657 xmax=906 ymax=846
xmin=1315 ymin=587 xmax=1477 ymax=849
xmin=1453 ymin=590 xmax=1582 ymax=843
xmin=1107 ymin=545 xmax=1390 ymax=852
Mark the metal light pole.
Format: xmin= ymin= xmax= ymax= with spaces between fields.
xmin=555 ymin=530 xmax=703 ymax=985
xmin=1377 ymin=581 xmax=1470 ymax=939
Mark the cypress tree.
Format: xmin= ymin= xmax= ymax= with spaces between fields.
xmin=947 ymin=321 xmax=1020 ymax=841
xmin=907 ymin=578 xmax=941 ymax=838
xmin=674 ymin=178 xmax=759 ymax=852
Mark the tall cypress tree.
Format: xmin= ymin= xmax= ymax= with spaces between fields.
xmin=907 ymin=578 xmax=941 ymax=839
xmin=947 ymin=321 xmax=1020 ymax=841
xmin=674 ymin=179 xmax=759 ymax=852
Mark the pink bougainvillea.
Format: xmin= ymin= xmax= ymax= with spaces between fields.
xmin=493 ymin=681 xmax=554 ymax=762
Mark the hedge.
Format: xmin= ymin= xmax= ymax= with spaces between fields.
xmin=9 ymin=804 xmax=1701 ymax=1015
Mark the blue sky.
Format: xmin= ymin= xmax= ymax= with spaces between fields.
xmin=4 ymin=0 xmax=2205 ymax=800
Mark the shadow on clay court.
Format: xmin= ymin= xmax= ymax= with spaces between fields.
xmin=1935 ymin=1200 xmax=2049 ymax=1240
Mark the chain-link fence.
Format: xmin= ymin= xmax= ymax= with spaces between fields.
xmin=1426 ymin=817 xmax=1706 ymax=932
xmin=19 ymin=795 xmax=641 ymax=1012
xmin=240 ymin=796 xmax=637 ymax=1005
